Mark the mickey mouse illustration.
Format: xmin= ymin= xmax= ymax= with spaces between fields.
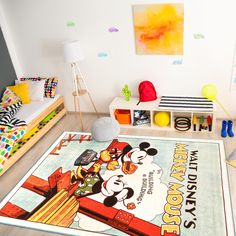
xmin=92 ymin=174 xmax=135 ymax=209
xmin=117 ymin=142 xmax=158 ymax=174
xmin=72 ymin=140 xmax=158 ymax=183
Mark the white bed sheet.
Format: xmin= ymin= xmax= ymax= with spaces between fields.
xmin=16 ymin=94 xmax=61 ymax=124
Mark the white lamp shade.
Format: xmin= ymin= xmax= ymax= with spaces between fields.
xmin=63 ymin=40 xmax=84 ymax=63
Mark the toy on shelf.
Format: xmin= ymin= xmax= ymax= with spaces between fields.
xmin=122 ymin=84 xmax=131 ymax=101
xmin=199 ymin=116 xmax=205 ymax=131
xmin=133 ymin=110 xmax=150 ymax=126
xmin=193 ymin=115 xmax=212 ymax=132
xmin=207 ymin=116 xmax=212 ymax=131
xmin=174 ymin=117 xmax=191 ymax=131
xmin=193 ymin=115 xmax=197 ymax=131
xmin=221 ymin=120 xmax=234 ymax=138
xmin=154 ymin=111 xmax=170 ymax=127
xmin=114 ymin=109 xmax=131 ymax=125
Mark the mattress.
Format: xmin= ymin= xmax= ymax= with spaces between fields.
xmin=16 ymin=94 xmax=61 ymax=124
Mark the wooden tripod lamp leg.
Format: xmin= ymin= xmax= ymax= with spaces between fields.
xmin=76 ymin=96 xmax=84 ymax=131
xmin=73 ymin=95 xmax=77 ymax=113
xmin=87 ymin=92 xmax=99 ymax=118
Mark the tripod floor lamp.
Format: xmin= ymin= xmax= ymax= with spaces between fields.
xmin=63 ymin=40 xmax=99 ymax=131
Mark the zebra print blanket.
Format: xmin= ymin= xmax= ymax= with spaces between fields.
xmin=0 ymin=101 xmax=27 ymax=130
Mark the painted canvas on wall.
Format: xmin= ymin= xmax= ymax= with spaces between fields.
xmin=133 ymin=4 xmax=184 ymax=55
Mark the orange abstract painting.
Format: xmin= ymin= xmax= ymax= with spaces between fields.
xmin=133 ymin=4 xmax=184 ymax=55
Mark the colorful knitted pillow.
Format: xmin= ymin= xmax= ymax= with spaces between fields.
xmin=0 ymin=88 xmax=21 ymax=108
xmin=0 ymin=127 xmax=27 ymax=173
xmin=44 ymin=78 xmax=58 ymax=98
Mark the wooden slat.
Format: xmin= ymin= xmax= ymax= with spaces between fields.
xmin=27 ymin=96 xmax=65 ymax=131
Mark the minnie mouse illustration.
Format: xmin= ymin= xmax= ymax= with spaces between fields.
xmin=92 ymin=174 xmax=135 ymax=209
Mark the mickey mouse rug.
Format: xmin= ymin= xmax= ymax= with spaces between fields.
xmin=0 ymin=132 xmax=234 ymax=236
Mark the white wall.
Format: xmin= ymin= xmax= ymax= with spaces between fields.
xmin=1 ymin=0 xmax=236 ymax=118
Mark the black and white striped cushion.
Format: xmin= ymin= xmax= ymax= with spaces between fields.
xmin=158 ymin=96 xmax=214 ymax=112
xmin=1 ymin=118 xmax=26 ymax=128
xmin=0 ymin=101 xmax=25 ymax=127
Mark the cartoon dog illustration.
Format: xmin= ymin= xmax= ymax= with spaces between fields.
xmin=92 ymin=174 xmax=134 ymax=208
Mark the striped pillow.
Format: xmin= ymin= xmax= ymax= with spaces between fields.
xmin=0 ymin=102 xmax=26 ymax=132
xmin=0 ymin=101 xmax=22 ymax=124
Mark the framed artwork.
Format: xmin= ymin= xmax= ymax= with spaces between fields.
xmin=133 ymin=4 xmax=184 ymax=55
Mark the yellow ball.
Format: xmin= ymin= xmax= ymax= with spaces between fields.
xmin=201 ymin=84 xmax=218 ymax=100
xmin=154 ymin=112 xmax=170 ymax=127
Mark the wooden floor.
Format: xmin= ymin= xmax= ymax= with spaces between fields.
xmin=0 ymin=113 xmax=235 ymax=236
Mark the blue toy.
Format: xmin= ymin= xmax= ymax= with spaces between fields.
xmin=221 ymin=120 xmax=227 ymax=138
xmin=221 ymin=120 xmax=234 ymax=138
xmin=227 ymin=120 xmax=234 ymax=137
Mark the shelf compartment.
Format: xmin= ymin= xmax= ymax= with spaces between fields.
xmin=133 ymin=110 xmax=151 ymax=127
xmin=173 ymin=112 xmax=192 ymax=131
xmin=152 ymin=111 xmax=171 ymax=128
xmin=114 ymin=109 xmax=131 ymax=125
xmin=192 ymin=113 xmax=213 ymax=132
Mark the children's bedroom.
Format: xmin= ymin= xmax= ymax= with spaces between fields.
xmin=0 ymin=0 xmax=236 ymax=235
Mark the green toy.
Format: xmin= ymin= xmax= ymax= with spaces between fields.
xmin=122 ymin=84 xmax=131 ymax=101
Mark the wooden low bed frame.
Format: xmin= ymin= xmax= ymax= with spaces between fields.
xmin=0 ymin=96 xmax=67 ymax=176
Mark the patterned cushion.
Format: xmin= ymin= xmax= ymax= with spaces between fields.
xmin=44 ymin=78 xmax=58 ymax=98
xmin=0 ymin=101 xmax=26 ymax=133
xmin=0 ymin=101 xmax=22 ymax=125
xmin=20 ymin=77 xmax=58 ymax=98
xmin=0 ymin=127 xmax=27 ymax=171
xmin=0 ymin=88 xmax=21 ymax=108
xmin=7 ymin=84 xmax=30 ymax=104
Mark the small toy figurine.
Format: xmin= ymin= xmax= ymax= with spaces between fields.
xmin=199 ymin=116 xmax=204 ymax=131
xmin=122 ymin=84 xmax=131 ymax=101
xmin=193 ymin=115 xmax=197 ymax=131
xmin=207 ymin=116 xmax=212 ymax=132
